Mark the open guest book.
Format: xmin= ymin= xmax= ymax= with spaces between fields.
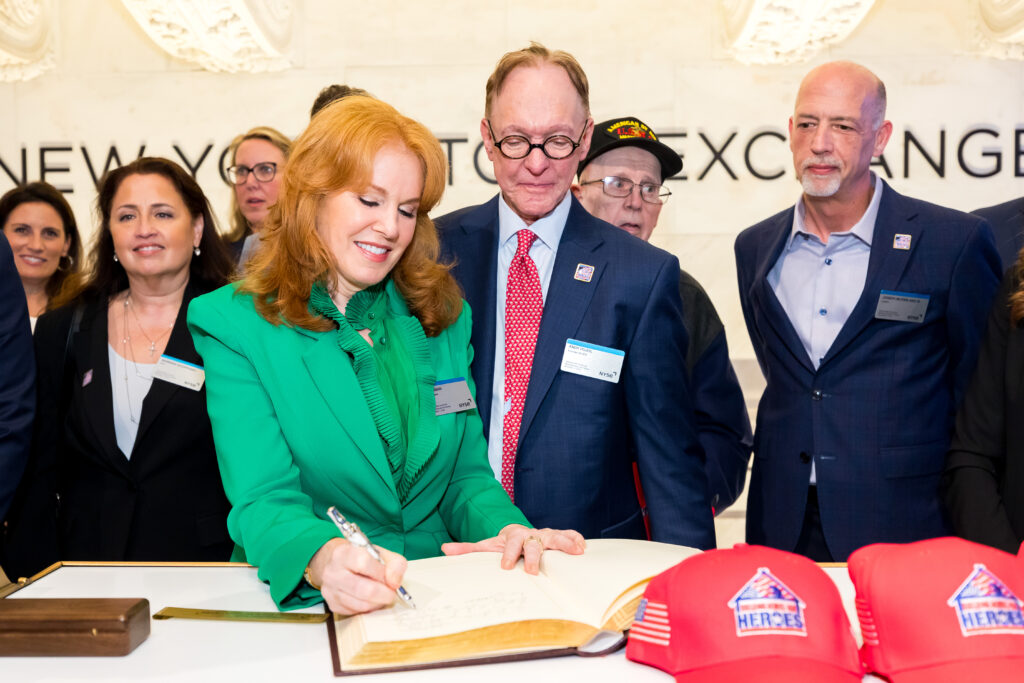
xmin=326 ymin=538 xmax=699 ymax=675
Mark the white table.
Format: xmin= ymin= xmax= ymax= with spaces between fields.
xmin=0 ymin=563 xmax=881 ymax=682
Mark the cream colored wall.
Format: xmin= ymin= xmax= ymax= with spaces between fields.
xmin=1 ymin=0 xmax=1022 ymax=369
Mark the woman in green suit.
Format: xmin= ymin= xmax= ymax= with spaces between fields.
xmin=188 ymin=96 xmax=584 ymax=613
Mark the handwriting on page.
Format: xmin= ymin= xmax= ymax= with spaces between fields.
xmin=387 ymin=591 xmax=529 ymax=633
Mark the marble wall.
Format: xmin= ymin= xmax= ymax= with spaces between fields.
xmin=2 ymin=0 xmax=1022 ymax=366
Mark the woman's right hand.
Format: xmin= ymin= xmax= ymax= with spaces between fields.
xmin=306 ymin=538 xmax=408 ymax=615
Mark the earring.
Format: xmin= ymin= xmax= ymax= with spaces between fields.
xmin=193 ymin=246 xmax=201 ymax=256
xmin=113 ymin=253 xmax=119 ymax=262
xmin=58 ymin=254 xmax=74 ymax=272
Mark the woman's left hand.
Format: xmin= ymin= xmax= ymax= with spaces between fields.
xmin=440 ymin=525 xmax=586 ymax=574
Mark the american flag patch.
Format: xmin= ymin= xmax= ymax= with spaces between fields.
xmin=574 ymin=263 xmax=595 ymax=282
xmin=630 ymin=597 xmax=671 ymax=646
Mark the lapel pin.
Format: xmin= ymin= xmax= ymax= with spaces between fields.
xmin=82 ymin=369 xmax=93 ymax=387
xmin=893 ymin=233 xmax=912 ymax=250
xmin=574 ymin=263 xmax=595 ymax=282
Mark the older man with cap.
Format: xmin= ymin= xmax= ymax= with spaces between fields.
xmin=735 ymin=60 xmax=1001 ymax=562
xmin=572 ymin=117 xmax=752 ymax=513
xmin=436 ymin=44 xmax=715 ymax=549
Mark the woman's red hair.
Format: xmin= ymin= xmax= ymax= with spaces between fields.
xmin=239 ymin=96 xmax=461 ymax=335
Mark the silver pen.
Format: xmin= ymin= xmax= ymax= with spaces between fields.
xmin=326 ymin=506 xmax=417 ymax=609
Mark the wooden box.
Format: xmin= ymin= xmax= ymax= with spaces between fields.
xmin=0 ymin=598 xmax=150 ymax=656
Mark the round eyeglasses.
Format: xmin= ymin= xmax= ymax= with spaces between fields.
xmin=226 ymin=162 xmax=278 ymax=185
xmin=486 ymin=120 xmax=587 ymax=160
xmin=579 ymin=176 xmax=672 ymax=205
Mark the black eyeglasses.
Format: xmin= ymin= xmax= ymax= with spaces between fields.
xmin=486 ymin=120 xmax=587 ymax=160
xmin=579 ymin=176 xmax=672 ymax=205
xmin=226 ymin=162 xmax=278 ymax=185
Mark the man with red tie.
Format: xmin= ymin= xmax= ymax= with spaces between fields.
xmin=436 ymin=43 xmax=714 ymax=549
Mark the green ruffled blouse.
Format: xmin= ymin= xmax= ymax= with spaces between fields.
xmin=309 ymin=281 xmax=440 ymax=501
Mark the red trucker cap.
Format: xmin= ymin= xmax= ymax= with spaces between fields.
xmin=626 ymin=544 xmax=863 ymax=682
xmin=848 ymin=536 xmax=1024 ymax=682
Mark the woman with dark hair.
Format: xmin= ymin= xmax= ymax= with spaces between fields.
xmin=0 ymin=182 xmax=83 ymax=330
xmin=5 ymin=157 xmax=235 ymax=577
xmin=945 ymin=258 xmax=1024 ymax=553
xmin=189 ymin=97 xmax=583 ymax=614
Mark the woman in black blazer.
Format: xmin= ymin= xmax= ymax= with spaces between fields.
xmin=5 ymin=158 xmax=235 ymax=578
xmin=944 ymin=260 xmax=1024 ymax=553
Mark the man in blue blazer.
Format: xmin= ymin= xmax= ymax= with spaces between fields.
xmin=0 ymin=233 xmax=34 ymax=523
xmin=436 ymin=44 xmax=715 ymax=550
xmin=735 ymin=61 xmax=1001 ymax=561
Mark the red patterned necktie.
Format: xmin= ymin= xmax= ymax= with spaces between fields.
xmin=501 ymin=229 xmax=543 ymax=501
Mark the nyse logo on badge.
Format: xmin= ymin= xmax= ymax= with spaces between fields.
xmin=728 ymin=567 xmax=808 ymax=637
xmin=947 ymin=564 xmax=1024 ymax=637
xmin=574 ymin=263 xmax=595 ymax=282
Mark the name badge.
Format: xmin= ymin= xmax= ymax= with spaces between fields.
xmin=153 ymin=355 xmax=205 ymax=391
xmin=875 ymin=290 xmax=929 ymax=323
xmin=434 ymin=377 xmax=476 ymax=416
xmin=560 ymin=339 xmax=625 ymax=383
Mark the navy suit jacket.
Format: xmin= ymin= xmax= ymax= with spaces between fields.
xmin=437 ymin=195 xmax=715 ymax=549
xmin=973 ymin=197 xmax=1024 ymax=274
xmin=0 ymin=233 xmax=34 ymax=522
xmin=735 ymin=182 xmax=1001 ymax=560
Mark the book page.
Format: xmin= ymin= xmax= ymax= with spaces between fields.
xmin=343 ymin=539 xmax=699 ymax=647
xmin=352 ymin=552 xmax=571 ymax=644
xmin=537 ymin=539 xmax=701 ymax=626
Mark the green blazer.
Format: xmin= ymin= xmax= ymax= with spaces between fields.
xmin=188 ymin=281 xmax=529 ymax=609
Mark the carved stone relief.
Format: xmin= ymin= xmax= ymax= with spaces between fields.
xmin=0 ymin=0 xmax=55 ymax=82
xmin=719 ymin=0 xmax=878 ymax=65
xmin=119 ymin=0 xmax=294 ymax=73
xmin=972 ymin=0 xmax=1024 ymax=59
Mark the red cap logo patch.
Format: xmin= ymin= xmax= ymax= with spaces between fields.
xmin=728 ymin=567 xmax=808 ymax=637
xmin=606 ymin=119 xmax=658 ymax=142
xmin=947 ymin=564 xmax=1024 ymax=637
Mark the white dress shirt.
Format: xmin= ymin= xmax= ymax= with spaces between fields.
xmin=486 ymin=192 xmax=572 ymax=477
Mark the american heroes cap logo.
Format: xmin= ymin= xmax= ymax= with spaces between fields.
xmin=947 ymin=564 xmax=1024 ymax=637
xmin=728 ymin=567 xmax=808 ymax=637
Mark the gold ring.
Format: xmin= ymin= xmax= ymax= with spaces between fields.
xmin=525 ymin=536 xmax=543 ymax=546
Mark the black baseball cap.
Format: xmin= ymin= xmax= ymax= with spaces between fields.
xmin=578 ymin=116 xmax=683 ymax=182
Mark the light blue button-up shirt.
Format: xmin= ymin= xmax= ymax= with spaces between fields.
xmin=767 ymin=173 xmax=883 ymax=483
xmin=486 ymin=192 xmax=571 ymax=477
